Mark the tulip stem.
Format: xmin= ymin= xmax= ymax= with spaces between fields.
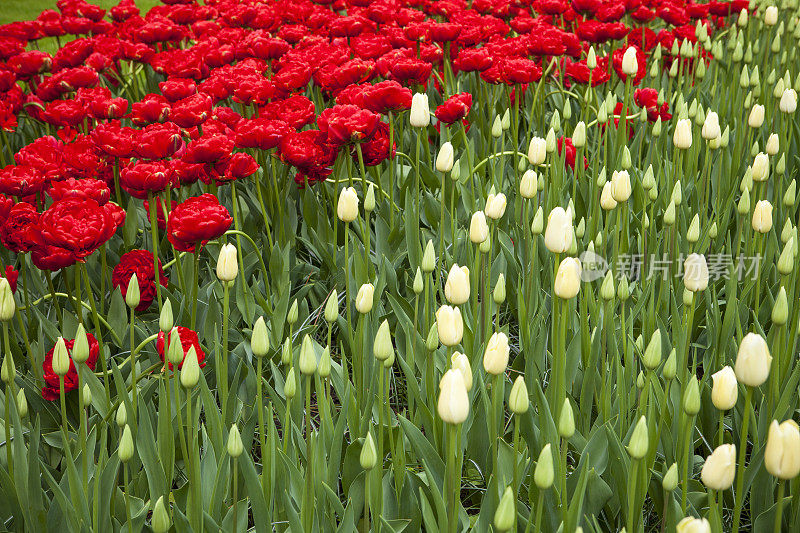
xmin=4 ymin=370 xmax=12 ymax=480
xmin=147 ymin=192 xmax=162 ymax=308
xmin=707 ymin=488 xmax=720 ymax=532
xmin=491 ymin=374 xmax=502 ymax=484
xmin=256 ymin=357 xmax=267 ymax=496
xmin=627 ymin=457 xmax=639 ymax=533
xmin=303 ymin=374 xmax=314 ymax=531
xmin=190 ymin=244 xmax=200 ymax=330
xmin=124 ymin=463 xmax=132 ymax=533
xmin=446 ymin=423 xmax=458 ymax=533
xmin=130 ymin=307 xmax=137 ymax=414
xmin=221 ymin=280 xmax=230 ymax=419
xmin=732 ymin=386 xmax=753 ymax=532
xmin=774 ymin=480 xmax=786 ymax=533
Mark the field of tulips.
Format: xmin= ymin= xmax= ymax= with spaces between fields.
xmin=2 ymin=0 xmax=800 ymax=531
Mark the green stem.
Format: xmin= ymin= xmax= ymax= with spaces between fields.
xmin=774 ymin=480 xmax=786 ymax=533
xmin=147 ymin=192 xmax=162 ymax=308
xmin=732 ymin=387 xmax=754 ymax=532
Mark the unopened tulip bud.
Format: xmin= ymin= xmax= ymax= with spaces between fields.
xmin=451 ymin=351 xmax=472 ymax=391
xmin=686 ymin=214 xmax=700 ymax=243
xmin=413 ymin=268 xmax=423 ymax=294
xmin=119 ymin=424 xmax=134 ymax=463
xmin=528 ymin=137 xmax=546 ymax=165
xmin=683 ymin=375 xmax=701 ymax=415
xmin=558 ymin=399 xmax=575 ymax=439
xmin=287 ymin=299 xmax=299 ymax=326
xmin=663 ymin=463 xmax=679 ymax=491
xmin=709 ymin=221 xmax=718 ymax=238
xmin=752 ymin=152 xmax=770 ymax=183
xmin=485 ymin=192 xmax=507 ymax=220
xmin=483 ymin=332 xmax=510 ymax=375
xmin=777 ymin=153 xmax=786 ymax=175
xmin=531 ymin=207 xmax=544 ymax=235
xmin=81 ymin=383 xmax=92 ymax=406
xmin=52 ymin=337 xmax=70 ymax=377
xmin=702 ymin=111 xmax=721 ymax=140
xmin=409 ymin=93 xmax=430 ymax=127
xmin=684 ymin=253 xmax=709 ymax=292
xmin=663 ymin=348 xmax=677 ymax=381
xmin=116 ymin=403 xmax=127 ymax=428
xmin=436 ymin=305 xmax=463 ymax=347
xmin=752 ymin=200 xmax=773 ymax=232
xmin=508 ymin=376 xmax=529 ymax=414
xmin=737 ymin=188 xmax=751 ymax=215
xmin=355 ymin=283 xmax=374 ymax=314
xmin=337 ymin=187 xmax=359 ymax=222
xmin=444 ymin=264 xmax=470 ymax=305
xmin=180 ymin=346 xmax=200 ymax=389
xmin=164 ymin=328 xmax=183 ymax=366
xmin=773 ymin=287 xmax=788 ymax=325
xmin=491 ymin=116 xmax=502 ymax=138
xmin=711 ymin=366 xmax=738 ymax=411
xmin=159 ymin=300 xmax=173 ymax=332
xmin=587 ymin=47 xmax=597 ymax=69
xmin=682 ymin=288 xmax=694 ymax=307
xmin=251 ymin=317 xmax=270 ymax=358
xmin=227 ymin=424 xmax=243 ymax=458
xmin=621 ymin=46 xmax=638 ymax=75
xmin=436 ymin=142 xmax=454 ymax=172
xmin=534 ymin=444 xmax=554 ymax=489
xmin=494 ymin=487 xmax=515 ymax=532
xmin=735 ymin=332 xmax=772 ymax=387
xmin=545 ymin=128 xmax=556 ymax=153
xmin=0 ymin=353 xmax=13 ymax=384
xmin=554 ymin=257 xmax=581 ymax=299
xmin=765 ymin=420 xmax=800 ymax=479
xmin=360 ymin=432 xmax=377 ymax=470
xmin=216 ymin=243 xmax=238 ymax=282
xmin=701 ymin=444 xmax=736 ymax=490
xmin=636 ymin=371 xmax=645 ymax=389
xmin=284 ymin=367 xmax=297 ymax=399
xmin=764 ymin=5 xmax=778 ymax=25
xmin=125 ymin=274 xmax=140 ymax=310
xmin=72 ymin=324 xmax=90 ymax=364
xmin=15 ymin=389 xmax=26 ymax=418
xmin=573 ymin=121 xmax=586 ymax=148
xmin=318 ymin=346 xmax=331 ymax=378
xmin=299 ymin=334 xmax=317 ymax=375
xmin=426 ymin=323 xmax=439 ymax=352
xmin=438 ymin=369 xmax=469 ymax=424
xmin=600 ymin=271 xmax=615 ymax=301
xmin=324 ymin=290 xmax=339 ymax=323
xmin=643 ymin=329 xmax=662 ymax=370
xmin=672 ymin=180 xmax=682 ymax=205
xmin=373 ymin=320 xmax=394 ymax=361
xmin=493 ymin=274 xmax=506 ymax=304
xmin=544 ymin=207 xmax=573 ymax=253
xmin=748 ymin=104 xmax=765 ymax=128
xmin=627 ymin=416 xmax=649 ymax=459
xmin=0 ymin=278 xmax=14 ymax=322
xmin=520 ymin=170 xmax=537 ymax=198
xmin=422 ymin=240 xmax=436 ymax=272
xmin=364 ymin=183 xmax=375 ymax=212
xmin=151 ymin=496 xmax=171 ymax=533
xmin=778 ymin=239 xmax=795 ymax=274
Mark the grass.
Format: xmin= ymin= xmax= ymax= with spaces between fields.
xmin=0 ymin=0 xmax=160 ymax=26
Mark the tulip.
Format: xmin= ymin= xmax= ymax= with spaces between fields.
xmin=643 ymin=329 xmax=662 ymax=370
xmin=528 ymin=137 xmax=546 ymax=165
xmin=116 ymin=404 xmax=127 ymax=428
xmin=611 ymin=170 xmax=632 ymax=202
xmin=702 ymin=111 xmax=721 ymax=140
xmin=337 ymin=187 xmax=359 ymax=222
xmin=436 ymin=305 xmax=463 ymax=347
xmin=673 ymin=118 xmax=692 ymax=149
xmin=287 ymin=299 xmax=299 ymax=325
xmin=52 ymin=337 xmax=70 ymax=377
xmin=764 ymin=5 xmax=778 ymax=25
xmin=557 ymin=399 xmax=575 ymax=439
xmin=772 ymin=287 xmax=788 ymax=325
xmin=663 ymin=463 xmax=679 ymax=491
xmin=373 ymin=320 xmax=394 ymax=361
xmin=119 ymin=424 xmax=134 ymax=463
xmin=701 ymin=444 xmax=736 ymax=490
xmin=318 ymin=346 xmax=331 ymax=378
xmin=355 ymin=283 xmax=374 ymax=314
xmin=493 ymin=274 xmax=506 ymax=304
xmin=711 ymin=367 xmax=738 ymax=410
xmin=409 ymin=93 xmax=430 ymax=127
xmin=483 ymin=332 xmax=510 ymax=375
xmin=676 ymin=517 xmax=711 ymax=533
xmin=16 ymin=389 xmax=27 ymax=418
xmin=435 ymin=141 xmax=454 ymax=172
xmin=627 ymin=416 xmax=649 ymax=459
xmin=734 ymin=332 xmax=772 ymax=387
xmin=573 ymin=121 xmax=586 ymax=147
xmin=780 ymin=88 xmax=797 ymax=113
xmin=752 ymin=152 xmax=769 ymax=181
xmin=534 ymin=444 xmax=554 ymax=489
xmin=125 ymin=274 xmax=141 ymax=310
xmin=451 ymin=351 xmax=472 ymax=391
xmin=621 ymin=46 xmax=638 ymax=75
xmin=683 ymin=253 xmax=709 ymax=292
xmin=71 ymin=324 xmax=90 ymax=364
xmin=684 ymin=375 xmax=701 ymax=415
xmin=299 ymin=334 xmax=317 ymax=375
xmin=508 ymin=376 xmax=529 ymax=414
xmin=324 ymin=290 xmax=339 ymax=323
xmin=544 ymin=207 xmax=573 ymax=253
xmin=437 ymin=369 xmax=469 ymax=424
xmin=748 ymin=104 xmax=765 ymax=128
xmin=422 ymin=239 xmax=436 ymax=272
xmin=484 ymin=192 xmax=507 ymax=219
xmin=0 ymin=278 xmax=14 ymax=322
xmin=686 ymin=214 xmax=700 ymax=243
xmin=765 ymin=420 xmax=800 ymax=479
xmin=554 ymin=257 xmax=581 ymax=299
xmin=216 ymin=243 xmax=238 ymax=282
xmin=151 ymin=497 xmax=171 ymax=533
xmin=284 ymin=367 xmax=297 ymax=399
xmin=360 ymin=432 xmax=377 ymax=470
xmin=600 ymin=182 xmax=617 ymax=210
xmin=766 ymin=133 xmax=779 ymax=155
xmin=0 ymin=354 xmax=13 ymax=384
xmin=159 ymin=300 xmax=173 ymax=332
xmin=494 ymin=487 xmax=515 ymax=532
xmin=82 ymin=383 xmax=91 ymax=406
xmin=227 ymin=424 xmax=243 ymax=458
xmin=752 ymin=200 xmax=773 ymax=233
xmin=180 ymin=346 xmax=200 ymax=389
xmin=520 ymin=169 xmax=537 ymax=198
xmin=251 ymin=316 xmax=270 ymax=358
xmin=444 ymin=264 xmax=470 ymax=304
xmin=413 ymin=268 xmax=423 ymax=294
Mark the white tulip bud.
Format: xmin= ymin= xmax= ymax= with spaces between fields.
xmin=409 ymin=93 xmax=430 ymax=127
xmin=337 ymin=187 xmax=359 ymax=222
xmin=216 ymin=243 xmax=238 ymax=282
xmin=734 ymin=332 xmax=772 ymax=387
xmin=435 ymin=142 xmax=454 ymax=172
